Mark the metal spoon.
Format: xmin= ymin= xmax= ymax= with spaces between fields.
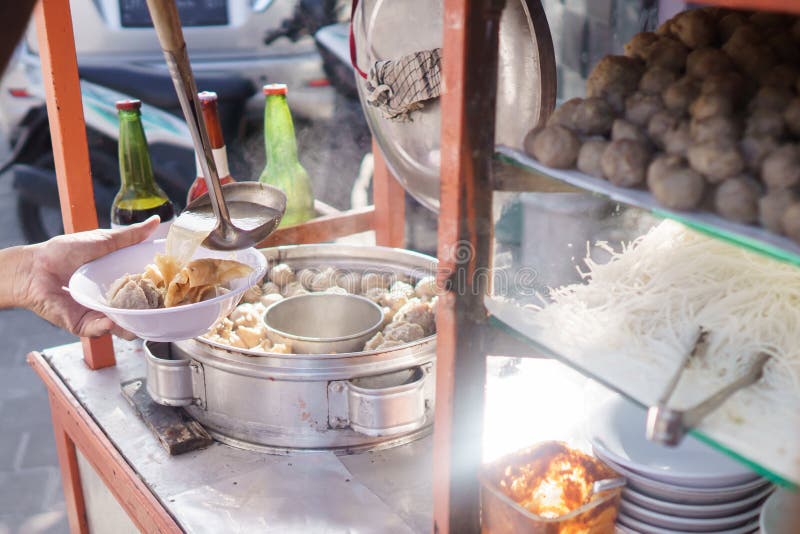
xmin=144 ymin=0 xmax=286 ymax=250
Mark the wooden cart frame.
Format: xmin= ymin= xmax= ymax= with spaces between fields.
xmin=28 ymin=0 xmax=798 ymax=532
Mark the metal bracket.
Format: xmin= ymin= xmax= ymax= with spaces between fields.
xmin=189 ymin=360 xmax=207 ymax=410
xmin=327 ymin=380 xmax=349 ymax=429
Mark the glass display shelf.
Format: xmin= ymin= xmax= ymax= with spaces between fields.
xmin=486 ymin=190 xmax=800 ymax=488
xmin=496 ymin=146 xmax=800 ymax=269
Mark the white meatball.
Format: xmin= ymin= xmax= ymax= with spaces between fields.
xmin=414 ymin=276 xmax=438 ymax=300
xmin=268 ymin=263 xmax=296 ymax=287
xmin=394 ymin=299 xmax=436 ymax=336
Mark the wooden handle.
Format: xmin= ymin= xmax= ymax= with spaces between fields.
xmin=145 ymin=0 xmax=185 ymax=53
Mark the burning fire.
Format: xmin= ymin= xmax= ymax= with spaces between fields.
xmin=497 ymin=442 xmax=612 ymax=519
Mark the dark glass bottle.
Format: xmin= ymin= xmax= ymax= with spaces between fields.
xmin=112 ymin=99 xmax=175 ymax=235
xmin=186 ymin=91 xmax=235 ymax=204
xmin=257 ymin=84 xmax=314 ymax=227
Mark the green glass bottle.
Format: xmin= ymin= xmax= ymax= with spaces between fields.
xmin=112 ymin=99 xmax=175 ymax=237
xmin=258 ymin=84 xmax=315 ymax=227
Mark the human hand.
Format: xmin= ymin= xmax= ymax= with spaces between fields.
xmin=17 ymin=217 xmax=160 ymax=339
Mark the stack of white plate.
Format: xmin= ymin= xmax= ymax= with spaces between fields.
xmin=589 ymin=396 xmax=774 ymax=533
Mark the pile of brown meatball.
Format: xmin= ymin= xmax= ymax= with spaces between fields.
xmin=525 ymin=7 xmax=800 ymax=243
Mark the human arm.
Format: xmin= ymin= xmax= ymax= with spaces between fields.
xmin=1 ymin=217 xmax=160 ymax=339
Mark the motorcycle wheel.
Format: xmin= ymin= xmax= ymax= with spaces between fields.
xmin=16 ymin=149 xmax=116 ymax=243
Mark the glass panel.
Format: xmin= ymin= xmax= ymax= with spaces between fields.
xmin=488 ymin=169 xmax=800 ymax=487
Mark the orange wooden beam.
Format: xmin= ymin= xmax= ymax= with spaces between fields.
xmin=372 ymin=142 xmax=406 ymax=248
xmin=433 ymin=0 xmax=503 ymax=532
xmin=258 ymin=206 xmax=375 ymax=247
xmin=35 ymin=0 xmax=115 ymax=369
xmin=29 ymin=352 xmax=182 ymax=533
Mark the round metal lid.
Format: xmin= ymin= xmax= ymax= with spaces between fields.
xmin=353 ymin=0 xmax=556 ymax=211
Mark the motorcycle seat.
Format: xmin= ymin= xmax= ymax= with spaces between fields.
xmin=78 ymin=64 xmax=255 ymax=110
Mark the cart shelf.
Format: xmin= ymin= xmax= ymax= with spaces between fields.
xmin=496 ymin=146 xmax=800 ymax=269
xmin=484 ymin=296 xmax=800 ymax=489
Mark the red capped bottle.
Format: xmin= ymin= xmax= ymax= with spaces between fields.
xmin=112 ymin=99 xmax=175 ymax=238
xmin=186 ymin=91 xmax=236 ymax=204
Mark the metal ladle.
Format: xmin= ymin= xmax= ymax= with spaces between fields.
xmin=145 ymin=0 xmax=286 ymax=250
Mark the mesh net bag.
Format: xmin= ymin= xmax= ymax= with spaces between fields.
xmin=363 ymin=48 xmax=443 ymax=121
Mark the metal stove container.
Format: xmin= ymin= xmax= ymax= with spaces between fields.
xmin=145 ymin=244 xmax=438 ymax=454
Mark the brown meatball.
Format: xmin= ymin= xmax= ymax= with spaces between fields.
xmin=663 ymin=76 xmax=699 ymax=113
xmin=573 ymin=97 xmax=615 ymax=136
xmin=547 ymin=97 xmax=582 ymax=129
xmin=749 ymin=12 xmax=791 ymax=29
xmin=718 ymin=12 xmax=748 ymax=42
xmin=625 ymin=92 xmax=664 ymax=127
xmin=761 ymin=64 xmax=800 ymax=90
xmin=624 ymin=32 xmax=660 ymax=60
xmin=663 ymin=121 xmax=692 ymax=156
xmin=749 ymin=86 xmax=793 ymax=113
xmin=782 ymin=203 xmax=800 ymax=244
xmin=793 ymin=18 xmax=800 ymax=42
xmin=601 ymin=140 xmax=651 ymax=187
xmin=762 ymin=145 xmax=800 ymax=190
xmin=647 ymin=110 xmax=681 ymax=147
xmin=690 ymin=92 xmax=734 ymax=120
xmin=577 ymin=139 xmax=609 ymax=178
xmin=745 ymin=109 xmax=784 ymax=139
xmin=586 ymin=56 xmax=645 ymax=113
xmin=685 ymin=48 xmax=732 ymax=78
xmin=714 ymin=176 xmax=760 ymax=223
xmin=670 ymin=10 xmax=716 ymax=49
xmin=741 ymin=136 xmax=779 ymax=173
xmin=784 ymin=98 xmax=800 ymax=137
xmin=639 ymin=67 xmax=678 ymax=94
xmin=687 ymin=141 xmax=744 ymax=182
xmin=767 ymin=33 xmax=800 ymax=66
xmin=643 ymin=37 xmax=689 ymax=71
xmin=611 ymin=119 xmax=647 ymax=143
xmin=647 ymin=155 xmax=705 ymax=210
xmin=690 ymin=115 xmax=740 ymax=144
xmin=759 ymin=191 xmax=796 ymax=234
xmin=724 ymin=35 xmax=776 ymax=80
xmin=700 ymin=71 xmax=749 ymax=105
xmin=524 ymin=125 xmax=581 ymax=169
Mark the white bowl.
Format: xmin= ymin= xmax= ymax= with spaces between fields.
xmin=594 ymin=448 xmax=770 ymax=505
xmin=760 ymin=488 xmax=800 ymax=534
xmin=68 ymin=239 xmax=266 ymax=341
xmin=623 ymin=485 xmax=774 ymax=519
xmin=589 ymin=395 xmax=758 ymax=488
xmin=620 ymin=497 xmax=762 ymax=531
xmin=617 ymin=512 xmax=759 ymax=534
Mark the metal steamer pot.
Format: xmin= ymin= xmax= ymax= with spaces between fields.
xmin=144 ymin=244 xmax=438 ymax=454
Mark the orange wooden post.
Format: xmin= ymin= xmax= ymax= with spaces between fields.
xmin=35 ymin=0 xmax=115 ymax=369
xmin=372 ymin=141 xmax=406 ymax=248
xmin=433 ymin=0 xmax=504 ymax=532
xmin=50 ymin=409 xmax=90 ymax=534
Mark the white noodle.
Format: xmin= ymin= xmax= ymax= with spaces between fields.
xmin=530 ymin=220 xmax=800 ymax=414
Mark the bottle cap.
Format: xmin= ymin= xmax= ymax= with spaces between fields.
xmin=115 ymin=99 xmax=141 ymax=111
xmin=198 ymin=91 xmax=218 ymax=104
xmin=263 ymin=84 xmax=288 ymax=96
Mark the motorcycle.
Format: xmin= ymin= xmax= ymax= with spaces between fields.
xmin=0 ymin=61 xmax=254 ymax=244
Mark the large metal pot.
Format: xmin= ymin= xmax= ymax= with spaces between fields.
xmin=145 ymin=244 xmax=438 ymax=454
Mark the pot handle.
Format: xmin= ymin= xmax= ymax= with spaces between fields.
xmin=144 ymin=341 xmax=202 ymax=408
xmin=342 ymin=364 xmax=433 ymax=437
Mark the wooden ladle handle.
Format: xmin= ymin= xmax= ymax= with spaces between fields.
xmin=145 ymin=0 xmax=185 ymax=53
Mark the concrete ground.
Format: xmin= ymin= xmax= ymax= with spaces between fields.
xmin=0 ymin=140 xmax=72 ymax=533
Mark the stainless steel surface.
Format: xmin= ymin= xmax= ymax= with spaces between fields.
xmin=347 ymin=366 xmax=430 ymax=437
xmin=44 ymin=341 xmax=432 ymax=533
xmin=264 ymin=293 xmax=383 ymax=354
xmin=144 ymin=341 xmax=194 ymax=407
xmin=647 ymin=352 xmax=771 ymax=446
xmin=146 ymin=244 xmax=439 ymax=451
xmin=353 ymin=0 xmax=556 ymax=211
xmin=145 ymin=0 xmax=285 ymax=250
xmin=591 ymin=477 xmax=627 ymax=496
